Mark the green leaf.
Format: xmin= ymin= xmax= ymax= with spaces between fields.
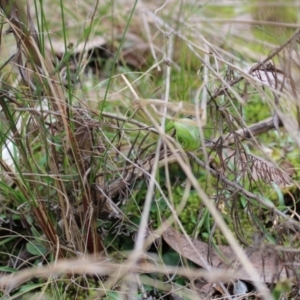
xmin=0 ymin=236 xmax=18 ymax=246
xmin=19 ymin=283 xmax=43 ymax=293
xmin=162 ymin=250 xmax=180 ymax=266
xmin=0 ymin=266 xmax=17 ymax=273
xmin=103 ymin=291 xmax=122 ymax=300
xmin=26 ymin=241 xmax=48 ymax=256
xmin=12 ymin=283 xmax=45 ymax=299
xmin=271 ymin=182 xmax=285 ymax=207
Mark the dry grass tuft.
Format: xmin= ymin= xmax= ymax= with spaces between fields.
xmin=0 ymin=1 xmax=300 ymax=299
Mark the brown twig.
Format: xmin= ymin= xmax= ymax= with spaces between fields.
xmin=207 ymin=116 xmax=281 ymax=147
xmin=211 ymin=28 xmax=300 ymax=100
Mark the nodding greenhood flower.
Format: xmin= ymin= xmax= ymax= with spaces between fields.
xmin=166 ymin=118 xmax=201 ymax=151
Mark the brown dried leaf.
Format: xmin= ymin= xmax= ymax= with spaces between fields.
xmin=47 ymin=36 xmax=107 ymax=57
xmin=246 ymin=154 xmax=292 ymax=186
xmin=163 ymin=227 xmax=296 ymax=283
xmin=223 ymin=149 xmax=292 ymax=187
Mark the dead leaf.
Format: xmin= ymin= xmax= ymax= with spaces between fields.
xmin=47 ymin=36 xmax=107 ymax=56
xmin=163 ymin=227 xmax=297 ymax=283
xmin=223 ymin=149 xmax=292 ymax=187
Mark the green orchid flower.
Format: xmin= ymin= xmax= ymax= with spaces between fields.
xmin=166 ymin=118 xmax=201 ymax=151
